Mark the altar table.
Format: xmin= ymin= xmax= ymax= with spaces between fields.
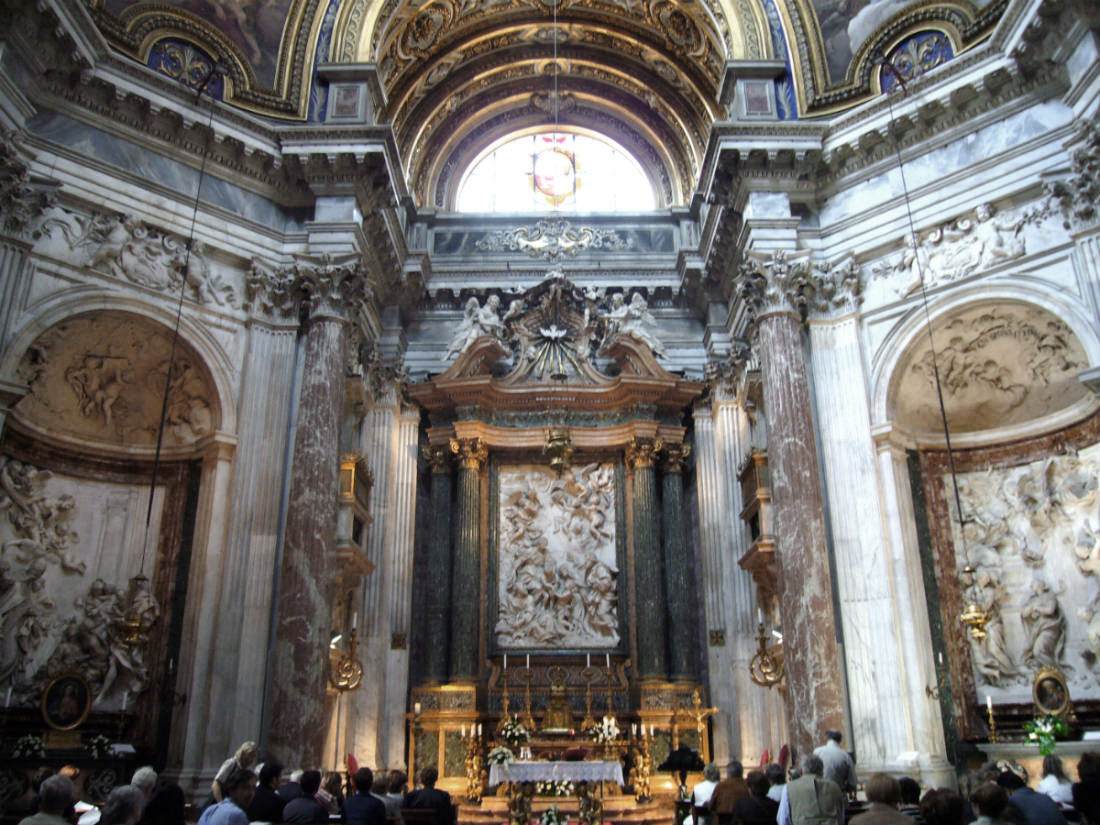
xmin=489 ymin=760 xmax=625 ymax=787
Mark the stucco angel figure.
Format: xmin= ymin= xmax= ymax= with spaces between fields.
xmin=601 ymin=292 xmax=666 ymax=357
xmin=445 ymin=295 xmax=506 ymax=360
xmin=0 ymin=559 xmax=54 ymax=689
xmin=974 ymin=203 xmax=1026 ymax=269
xmin=1021 ymin=579 xmax=1069 ymax=671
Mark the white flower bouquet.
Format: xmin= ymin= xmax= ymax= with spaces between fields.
xmin=12 ymin=734 xmax=45 ymax=760
xmin=589 ymin=715 xmax=620 ymax=744
xmin=489 ymin=745 xmax=515 ymax=765
xmin=536 ymin=780 xmax=575 ymax=797
xmin=540 ymin=806 xmax=569 ymax=825
xmin=500 ymin=715 xmax=531 ymax=748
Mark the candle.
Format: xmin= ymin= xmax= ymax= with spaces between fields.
xmin=986 ymin=695 xmax=993 ymax=714
xmin=526 ymin=654 xmax=530 ymax=669
xmin=462 ymin=724 xmax=467 ymax=738
xmin=504 ymin=654 xmax=508 ymax=670
xmin=121 ymin=691 xmax=129 ymax=713
xmin=4 ymin=687 xmax=11 ymax=708
xmin=352 ymin=612 xmax=358 ymax=631
xmin=478 ymin=723 xmax=483 ymax=736
xmin=586 ymin=653 xmax=591 ymax=668
xmin=605 ymin=653 xmax=610 ymax=668
xmin=757 ymin=607 xmax=764 ymax=626
xmin=414 ymin=702 xmax=422 ymax=716
xmin=649 ymin=725 xmax=654 ymax=737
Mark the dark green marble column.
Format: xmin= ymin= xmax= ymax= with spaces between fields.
xmin=449 ymin=437 xmax=486 ymax=682
xmin=661 ymin=443 xmax=698 ymax=680
xmin=629 ymin=437 xmax=667 ymax=680
xmin=422 ymin=444 xmax=453 ymax=684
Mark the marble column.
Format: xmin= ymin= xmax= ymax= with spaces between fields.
xmin=449 ymin=437 xmax=486 ymax=682
xmin=738 ymin=251 xmax=846 ymax=756
xmin=268 ymin=259 xmax=367 ymax=768
xmin=628 ymin=437 xmax=667 ymax=680
xmin=421 ymin=444 xmax=453 ymax=684
xmin=661 ymin=443 xmax=697 ymax=681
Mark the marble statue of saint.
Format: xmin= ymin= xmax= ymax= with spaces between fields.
xmin=1020 ymin=579 xmax=1068 ymax=671
xmin=1079 ymin=600 xmax=1100 ymax=674
xmin=601 ymin=292 xmax=666 ymax=357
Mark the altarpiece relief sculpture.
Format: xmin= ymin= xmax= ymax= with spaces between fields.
xmin=950 ymin=444 xmax=1100 ymax=701
xmin=496 ymin=462 xmax=619 ymax=649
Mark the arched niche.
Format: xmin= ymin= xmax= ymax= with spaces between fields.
xmin=887 ymin=301 xmax=1093 ymax=443
xmin=10 ymin=310 xmax=222 ymax=457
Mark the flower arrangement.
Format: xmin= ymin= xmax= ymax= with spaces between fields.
xmin=1024 ymin=714 xmax=1069 ymax=756
xmin=539 ymin=806 xmax=568 ymax=825
xmin=488 ymin=745 xmax=515 ymax=765
xmin=500 ymin=716 xmax=531 ymax=748
xmin=12 ymin=734 xmax=45 ymax=760
xmin=589 ymin=715 xmax=620 ymax=744
xmin=85 ymin=734 xmax=113 ymax=760
xmin=536 ymin=780 xmax=575 ymax=797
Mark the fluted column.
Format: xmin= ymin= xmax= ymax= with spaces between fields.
xmin=349 ymin=389 xmax=421 ymax=769
xmin=737 ymin=251 xmax=846 ymax=755
xmin=628 ymin=437 xmax=667 ymax=680
xmin=449 ymin=437 xmax=486 ymax=682
xmin=422 ymin=444 xmax=454 ymax=684
xmin=268 ymin=258 xmax=368 ymax=767
xmin=661 ymin=443 xmax=697 ymax=681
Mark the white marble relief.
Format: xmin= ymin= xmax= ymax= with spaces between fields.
xmin=893 ymin=304 xmax=1087 ymax=435
xmin=15 ymin=312 xmax=216 ymax=447
xmin=950 ymin=443 xmax=1100 ymax=702
xmin=0 ymin=457 xmax=165 ymax=707
xmin=495 ymin=463 xmax=619 ymax=649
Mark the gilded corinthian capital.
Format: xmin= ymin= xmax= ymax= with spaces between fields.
xmin=449 ymin=437 xmax=488 ymax=471
xmin=421 ymin=444 xmax=453 ymax=474
xmin=626 ymin=436 xmax=664 ymax=469
xmin=661 ymin=442 xmax=692 ymax=474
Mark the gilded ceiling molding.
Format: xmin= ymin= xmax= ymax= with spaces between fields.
xmin=774 ymin=0 xmax=1007 ymax=116
xmin=88 ymin=0 xmax=330 ymax=119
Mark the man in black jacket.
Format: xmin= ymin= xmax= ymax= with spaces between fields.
xmin=248 ymin=763 xmax=287 ymax=824
xmin=404 ymin=768 xmax=456 ymax=825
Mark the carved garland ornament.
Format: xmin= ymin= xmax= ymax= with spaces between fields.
xmin=476 ymin=219 xmax=633 ymax=260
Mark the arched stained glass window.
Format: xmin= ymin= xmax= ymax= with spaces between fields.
xmin=456 ymin=131 xmax=658 ymax=212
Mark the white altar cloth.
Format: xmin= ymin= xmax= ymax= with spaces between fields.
xmin=489 ymin=760 xmax=625 ymax=787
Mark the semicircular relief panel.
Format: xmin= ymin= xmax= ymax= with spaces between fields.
xmin=13 ymin=311 xmax=220 ymax=454
xmin=890 ymin=302 xmax=1090 ymax=438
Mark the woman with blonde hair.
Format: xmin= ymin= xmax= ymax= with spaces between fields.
xmin=211 ymin=741 xmax=259 ymax=803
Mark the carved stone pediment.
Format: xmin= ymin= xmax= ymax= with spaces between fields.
xmin=411 ymin=272 xmax=702 ymax=414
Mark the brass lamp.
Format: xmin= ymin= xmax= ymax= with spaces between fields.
xmin=959 ymin=565 xmax=990 ymax=642
xmin=545 ymin=427 xmax=574 ymax=475
xmin=330 ymin=627 xmax=364 ymax=692
xmin=749 ymin=619 xmax=784 ymax=688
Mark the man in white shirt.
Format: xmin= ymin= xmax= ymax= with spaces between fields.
xmin=813 ymin=731 xmax=856 ymax=794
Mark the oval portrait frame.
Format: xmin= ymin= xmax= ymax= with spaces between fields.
xmin=1032 ymin=667 xmax=1071 ymax=718
xmin=41 ymin=673 xmax=93 ymax=731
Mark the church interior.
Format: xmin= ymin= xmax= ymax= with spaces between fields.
xmin=1 ymin=0 xmax=1100 ymax=819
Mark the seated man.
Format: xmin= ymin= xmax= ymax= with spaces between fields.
xmin=404 ymin=768 xmax=455 ymax=825
xmin=346 ymin=767 xmax=387 ymax=825
xmin=283 ymin=771 xmax=328 ymax=824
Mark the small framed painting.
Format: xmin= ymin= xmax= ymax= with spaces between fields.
xmin=41 ymin=674 xmax=93 ymax=731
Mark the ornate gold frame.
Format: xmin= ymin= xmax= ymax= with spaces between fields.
xmin=1032 ymin=667 xmax=1071 ymax=718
